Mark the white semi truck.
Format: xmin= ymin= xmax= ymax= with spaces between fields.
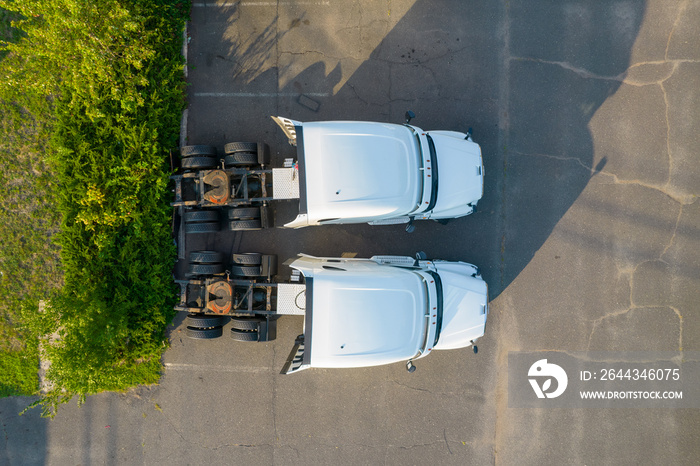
xmin=272 ymin=114 xmax=484 ymax=230
xmin=175 ymin=253 xmax=488 ymax=373
xmin=171 ymin=114 xmax=483 ymax=237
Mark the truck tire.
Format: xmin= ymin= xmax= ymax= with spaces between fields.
xmin=227 ymin=207 xmax=261 ymax=220
xmin=231 ymin=328 xmax=259 ymax=342
xmin=181 ymin=145 xmax=217 ymax=157
xmin=224 ymin=152 xmax=257 ymax=167
xmin=230 ymin=316 xmax=263 ymax=331
xmin=230 ymin=265 xmax=263 ymax=277
xmin=189 ymin=250 xmax=224 ymax=264
xmin=185 ymin=221 xmax=220 ymax=234
xmin=227 ymin=219 xmax=262 ymax=231
xmin=182 ymin=156 xmax=217 ymax=169
xmin=232 ymin=253 xmax=262 ymax=265
xmin=186 ymin=314 xmax=226 ymax=328
xmin=184 ymin=210 xmax=220 ymax=223
xmin=224 ymin=142 xmax=257 ymax=154
xmin=188 ymin=263 xmax=225 ymax=276
xmin=186 ymin=326 xmax=223 ymax=339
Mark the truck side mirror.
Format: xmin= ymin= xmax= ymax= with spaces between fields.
xmin=405 ymin=217 xmax=415 ymax=233
xmin=405 ymin=110 xmax=415 ymax=124
xmin=406 ymin=360 xmax=417 ymax=373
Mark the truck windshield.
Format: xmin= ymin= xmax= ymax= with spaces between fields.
xmin=296 ymin=125 xmax=308 ymax=216
xmin=414 ymin=269 xmax=443 ymax=357
xmin=424 ymin=135 xmax=439 ymax=213
xmin=405 ymin=126 xmax=438 ymax=214
xmin=408 ymin=127 xmax=425 ymax=211
xmin=427 ymin=271 xmax=443 ymax=347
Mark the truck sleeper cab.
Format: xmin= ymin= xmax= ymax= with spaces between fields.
xmin=282 ymin=254 xmax=488 ymax=373
xmin=174 ymin=252 xmax=488 ymax=373
xmin=272 ymin=116 xmax=484 ymax=229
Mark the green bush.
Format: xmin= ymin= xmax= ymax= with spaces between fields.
xmin=0 ymin=0 xmax=189 ymax=416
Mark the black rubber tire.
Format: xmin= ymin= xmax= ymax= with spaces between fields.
xmin=230 ymin=265 xmax=263 ymax=277
xmin=185 ymin=222 xmax=220 ymax=234
xmin=232 ymin=253 xmax=262 ymax=265
xmin=181 ymin=145 xmax=217 ymax=157
xmin=185 ymin=326 xmax=223 ymax=339
xmin=181 ymin=156 xmax=217 ymax=169
xmin=224 ymin=142 xmax=257 ymax=154
xmin=230 ymin=328 xmax=259 ymax=342
xmin=230 ymin=317 xmax=263 ymax=331
xmin=189 ymin=250 xmax=224 ymax=264
xmin=186 ymin=314 xmax=226 ymax=328
xmin=227 ymin=207 xmax=261 ymax=220
xmin=228 ymin=219 xmax=262 ymax=231
xmin=188 ymin=263 xmax=225 ymax=276
xmin=184 ymin=210 xmax=220 ymax=223
xmin=224 ymin=152 xmax=257 ymax=167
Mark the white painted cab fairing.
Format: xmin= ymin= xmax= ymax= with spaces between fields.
xmin=284 ymin=121 xmax=422 ymax=228
xmin=287 ymin=255 xmax=439 ymax=368
xmin=285 ymin=255 xmax=489 ymax=370
xmin=273 ymin=117 xmax=484 ymax=228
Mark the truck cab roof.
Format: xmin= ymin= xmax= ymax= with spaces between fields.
xmin=282 ymin=255 xmax=489 ymax=373
xmin=289 ymin=256 xmax=435 ymax=368
xmin=292 ymin=121 xmax=423 ymax=226
xmin=272 ymin=116 xmax=484 ymax=228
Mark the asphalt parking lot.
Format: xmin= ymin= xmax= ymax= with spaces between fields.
xmin=2 ymin=1 xmax=699 ymax=464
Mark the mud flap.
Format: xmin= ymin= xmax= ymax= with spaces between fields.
xmin=260 ymin=254 xmax=278 ymax=278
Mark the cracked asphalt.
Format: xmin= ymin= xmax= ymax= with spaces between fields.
xmin=1 ymin=1 xmax=698 ymax=464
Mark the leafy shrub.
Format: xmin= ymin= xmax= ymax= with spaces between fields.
xmin=0 ymin=0 xmax=189 ymax=415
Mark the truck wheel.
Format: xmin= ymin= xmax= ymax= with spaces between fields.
xmin=184 ymin=210 xmax=220 ymax=223
xmin=189 ymin=250 xmax=224 ymax=264
xmin=231 ymin=328 xmax=259 ymax=342
xmin=230 ymin=316 xmax=263 ymax=331
xmin=230 ymin=265 xmax=263 ymax=277
xmin=185 ymin=221 xmax=220 ymax=234
xmin=224 ymin=142 xmax=257 ymax=154
xmin=186 ymin=326 xmax=223 ymax=339
xmin=186 ymin=314 xmax=226 ymax=328
xmin=224 ymin=153 xmax=257 ymax=167
xmin=182 ymin=156 xmax=217 ymax=170
xmin=228 ymin=219 xmax=262 ymax=231
xmin=181 ymin=145 xmax=217 ymax=157
xmin=227 ymin=207 xmax=261 ymax=220
xmin=232 ymin=253 xmax=262 ymax=265
xmin=188 ymin=263 xmax=225 ymax=276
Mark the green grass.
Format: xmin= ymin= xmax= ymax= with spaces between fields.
xmin=0 ymin=0 xmax=189 ymax=416
xmin=0 ymin=5 xmax=59 ymax=398
xmin=0 ymin=337 xmax=39 ymax=397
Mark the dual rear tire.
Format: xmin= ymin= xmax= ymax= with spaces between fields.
xmin=185 ymin=313 xmax=226 ymax=339
xmin=184 ymin=314 xmax=265 ymax=342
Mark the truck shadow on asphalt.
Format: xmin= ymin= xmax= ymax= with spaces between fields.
xmin=186 ymin=0 xmax=646 ymax=301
